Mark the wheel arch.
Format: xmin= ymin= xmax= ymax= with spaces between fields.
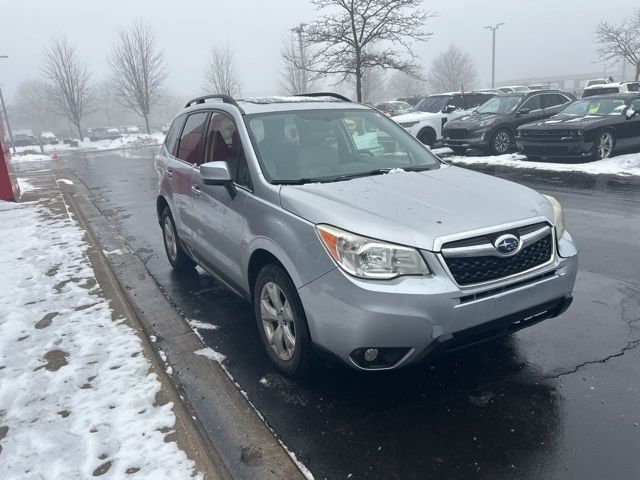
xmin=156 ymin=195 xmax=170 ymax=225
xmin=247 ymin=247 xmax=294 ymax=302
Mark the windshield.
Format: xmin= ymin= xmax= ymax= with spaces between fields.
xmin=561 ymin=98 xmax=627 ymax=116
xmin=411 ymin=95 xmax=450 ymax=113
xmin=476 ymin=95 xmax=523 ymax=114
xmin=245 ymin=109 xmax=440 ymax=183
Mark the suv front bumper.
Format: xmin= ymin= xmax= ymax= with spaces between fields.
xmin=298 ymin=239 xmax=578 ymax=370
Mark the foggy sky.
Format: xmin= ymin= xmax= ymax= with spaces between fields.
xmin=0 ymin=0 xmax=637 ymax=101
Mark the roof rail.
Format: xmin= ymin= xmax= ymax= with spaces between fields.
xmin=294 ymin=92 xmax=352 ymax=102
xmin=184 ymin=94 xmax=245 ymax=114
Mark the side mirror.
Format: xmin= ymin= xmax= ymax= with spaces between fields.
xmin=517 ymin=108 xmax=531 ymax=116
xmin=625 ymin=108 xmax=637 ymax=120
xmin=443 ymin=105 xmax=457 ymax=113
xmin=200 ymin=161 xmax=236 ymax=198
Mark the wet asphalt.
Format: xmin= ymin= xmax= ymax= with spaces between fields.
xmin=51 ymin=148 xmax=640 ymax=480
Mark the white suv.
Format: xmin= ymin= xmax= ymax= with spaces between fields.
xmin=581 ymin=82 xmax=640 ymax=98
xmin=393 ymin=92 xmax=496 ymax=146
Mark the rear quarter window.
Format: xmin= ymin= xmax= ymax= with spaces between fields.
xmin=164 ymin=115 xmax=186 ymax=157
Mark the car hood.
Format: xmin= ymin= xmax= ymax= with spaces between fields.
xmin=279 ymin=166 xmax=553 ymax=251
xmin=447 ymin=113 xmax=501 ymax=129
xmin=521 ymin=114 xmax=611 ymax=130
xmin=393 ymin=111 xmax=442 ymax=122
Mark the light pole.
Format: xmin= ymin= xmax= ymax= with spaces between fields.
xmin=0 ymin=55 xmax=16 ymax=154
xmin=485 ymin=23 xmax=505 ymax=89
xmin=290 ymin=23 xmax=307 ymax=93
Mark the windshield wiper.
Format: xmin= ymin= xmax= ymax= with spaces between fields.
xmin=319 ymin=168 xmax=396 ymax=183
xmin=272 ymin=178 xmax=318 ymax=185
xmin=403 ymin=165 xmax=436 ymax=172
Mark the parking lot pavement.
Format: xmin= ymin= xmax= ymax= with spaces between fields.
xmin=35 ymin=147 xmax=640 ymax=479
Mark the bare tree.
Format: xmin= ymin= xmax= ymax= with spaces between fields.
xmin=279 ymin=32 xmax=320 ymax=95
xmin=427 ymin=44 xmax=477 ymax=93
xmin=297 ymin=0 xmax=435 ymax=102
xmin=13 ymin=80 xmax=52 ymax=131
xmin=107 ymin=20 xmax=167 ymax=134
xmin=387 ymin=71 xmax=427 ymax=98
xmin=203 ymin=44 xmax=242 ymax=96
xmin=41 ymin=36 xmax=92 ymax=139
xmin=595 ymin=10 xmax=640 ymax=81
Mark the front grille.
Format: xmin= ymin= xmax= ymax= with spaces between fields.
xmin=444 ymin=234 xmax=553 ymax=286
xmin=444 ymin=128 xmax=470 ymax=139
xmin=524 ymin=145 xmax=571 ymax=155
xmin=521 ymin=130 xmax=571 ymax=139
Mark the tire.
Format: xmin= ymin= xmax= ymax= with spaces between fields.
xmin=417 ymin=128 xmax=436 ymax=147
xmin=450 ymin=147 xmax=467 ymax=155
xmin=490 ymin=128 xmax=513 ymax=155
xmin=593 ymin=130 xmax=616 ymax=160
xmin=161 ymin=207 xmax=196 ymax=271
xmin=254 ymin=264 xmax=314 ymax=378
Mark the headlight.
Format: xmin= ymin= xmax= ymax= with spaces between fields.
xmin=478 ymin=118 xmax=497 ymax=128
xmin=570 ymin=130 xmax=584 ymax=137
xmin=399 ymin=121 xmax=419 ymax=128
xmin=316 ymin=225 xmax=430 ymax=279
xmin=543 ymin=195 xmax=565 ymax=238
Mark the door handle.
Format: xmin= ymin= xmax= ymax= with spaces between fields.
xmin=166 ymin=168 xmax=174 ymax=178
xmin=191 ymin=185 xmax=202 ymax=196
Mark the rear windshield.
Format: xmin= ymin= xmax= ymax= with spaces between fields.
xmin=626 ymin=82 xmax=639 ymax=92
xmin=412 ymin=96 xmax=450 ymax=113
xmin=582 ymin=87 xmax=619 ymax=98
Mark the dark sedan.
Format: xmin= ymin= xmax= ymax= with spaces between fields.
xmin=442 ymin=90 xmax=575 ymax=155
xmin=516 ymin=94 xmax=640 ymax=161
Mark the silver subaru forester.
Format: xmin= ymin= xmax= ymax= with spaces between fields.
xmin=155 ymin=93 xmax=578 ymax=377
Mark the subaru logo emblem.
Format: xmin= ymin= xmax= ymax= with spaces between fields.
xmin=494 ymin=234 xmax=520 ymax=256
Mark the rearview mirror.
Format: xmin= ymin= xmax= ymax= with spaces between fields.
xmin=200 ymin=161 xmax=236 ymax=198
xmin=442 ymin=105 xmax=457 ymax=113
xmin=625 ymin=108 xmax=637 ymax=120
xmin=518 ymin=108 xmax=531 ymax=116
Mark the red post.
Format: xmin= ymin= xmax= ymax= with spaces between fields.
xmin=0 ymin=116 xmax=19 ymax=201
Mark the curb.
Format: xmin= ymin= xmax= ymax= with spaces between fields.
xmin=56 ymin=170 xmax=307 ymax=480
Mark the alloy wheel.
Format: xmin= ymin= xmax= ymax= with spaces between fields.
xmin=260 ymin=282 xmax=296 ymax=361
xmin=494 ymin=131 xmax=511 ymax=154
xmin=163 ymin=216 xmax=177 ymax=263
xmin=598 ymin=132 xmax=614 ymax=159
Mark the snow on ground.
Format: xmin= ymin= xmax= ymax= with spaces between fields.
xmin=8 ymin=153 xmax=51 ymax=163
xmin=438 ymin=149 xmax=640 ymax=176
xmin=12 ymin=133 xmax=165 ymax=157
xmin=16 ymin=178 xmax=37 ymax=194
xmin=0 ymin=190 xmax=201 ymax=479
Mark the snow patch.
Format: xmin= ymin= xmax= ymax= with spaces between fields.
xmin=17 ymin=178 xmax=37 ymax=193
xmin=444 ymin=150 xmax=640 ymax=176
xmin=194 ymin=347 xmax=226 ymax=363
xmin=0 ymin=198 xmax=201 ymax=479
xmin=103 ymin=248 xmax=124 ymax=256
xmin=188 ymin=319 xmax=220 ymax=331
xmin=56 ymin=178 xmax=74 ymax=185
xmin=387 ymin=168 xmax=406 ymax=174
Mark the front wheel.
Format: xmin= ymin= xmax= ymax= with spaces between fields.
xmin=254 ymin=264 xmax=314 ymax=378
xmin=417 ymin=128 xmax=436 ymax=147
xmin=593 ymin=130 xmax=616 ymax=160
xmin=161 ymin=207 xmax=196 ymax=271
xmin=490 ymin=128 xmax=513 ymax=155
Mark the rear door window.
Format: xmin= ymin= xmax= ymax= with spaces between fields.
xmin=520 ymin=95 xmax=542 ymax=112
xmin=177 ymin=112 xmax=208 ymax=164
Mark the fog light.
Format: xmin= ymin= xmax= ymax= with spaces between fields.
xmin=364 ymin=348 xmax=379 ymax=362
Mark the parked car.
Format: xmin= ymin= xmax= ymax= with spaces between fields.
xmin=585 ymin=79 xmax=610 ymax=87
xmin=442 ymin=90 xmax=576 ymax=155
xmin=87 ymin=128 xmax=112 ymax=141
xmin=581 ymin=82 xmax=640 ymax=98
xmin=38 ymin=131 xmax=59 ymax=145
xmin=516 ymin=94 xmax=640 ymax=161
xmin=374 ymin=101 xmax=412 ymax=117
xmin=393 ymin=92 xmax=496 ymax=146
xmin=155 ymin=93 xmax=577 ymax=377
xmin=13 ymin=129 xmax=37 ymax=146
xmin=106 ymin=127 xmax=122 ymax=139
xmin=397 ymin=95 xmax=427 ymax=107
xmin=497 ymin=86 xmax=531 ymax=93
xmin=121 ymin=125 xmax=141 ymax=134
